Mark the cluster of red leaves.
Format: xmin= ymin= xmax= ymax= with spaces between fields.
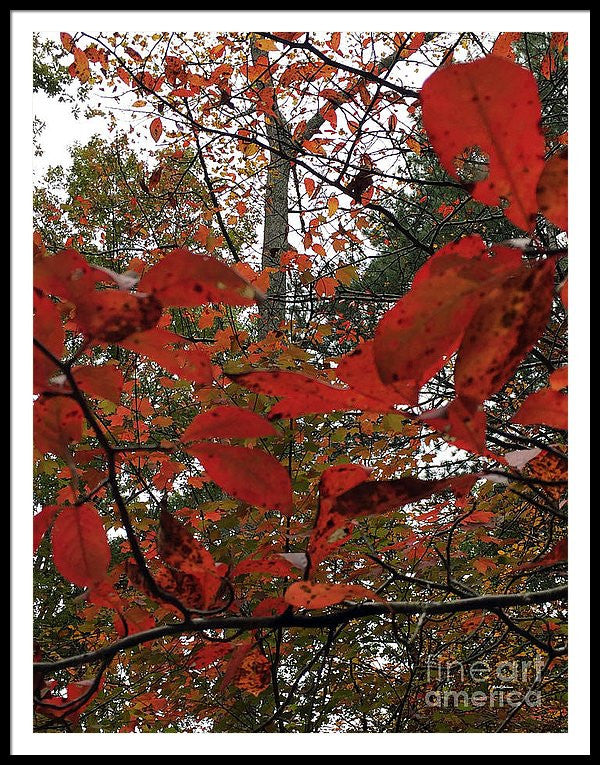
xmin=34 ymin=49 xmax=567 ymax=707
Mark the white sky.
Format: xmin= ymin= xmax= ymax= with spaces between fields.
xmin=13 ymin=10 xmax=590 ymax=757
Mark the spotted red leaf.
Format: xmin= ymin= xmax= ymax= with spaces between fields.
xmin=186 ymin=443 xmax=293 ymax=514
xmin=33 ymin=396 xmax=83 ymax=456
xmin=421 ymin=56 xmax=545 ymax=231
xmin=138 ymin=248 xmax=262 ymax=307
xmin=374 ymin=236 xmax=523 ymax=403
xmin=157 ymin=508 xmax=219 ymax=578
xmin=454 ymin=258 xmax=556 ymax=403
xmin=51 ymin=504 xmax=111 ymax=588
xmin=285 ymin=581 xmax=381 ymax=609
xmin=330 ymin=475 xmax=477 ymax=521
xmin=75 ymin=290 xmax=163 ymax=342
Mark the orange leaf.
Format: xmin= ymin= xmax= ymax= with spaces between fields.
xmin=285 ymin=581 xmax=380 ymax=609
xmin=149 ymin=117 xmax=163 ymax=143
xmin=315 ymin=277 xmax=338 ymax=298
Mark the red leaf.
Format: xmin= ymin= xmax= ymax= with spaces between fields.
xmin=232 ymin=553 xmax=297 ymax=579
xmin=34 ymin=505 xmax=61 ymax=552
xmin=51 ymin=504 xmax=111 ymax=588
xmin=34 ymin=396 xmax=83 ymax=456
xmin=75 ymin=290 xmax=163 ymax=342
xmin=374 ymin=236 xmax=521 ymax=403
xmin=455 ymin=258 xmax=556 ymax=403
xmin=182 ymin=406 xmax=277 ymax=442
xmin=516 ymin=538 xmax=567 ymax=571
xmin=190 ymin=642 xmax=233 ymax=670
xmin=228 ymin=370 xmax=390 ymax=420
xmin=149 ymin=117 xmax=163 ymax=142
xmin=421 ymin=56 xmax=545 ymax=231
xmin=537 ymin=150 xmax=568 ymax=231
xmin=34 ymin=249 xmax=112 ymax=304
xmin=512 ymin=389 xmax=567 ymax=430
xmin=285 ymin=581 xmax=380 ymax=609
xmin=138 ymin=248 xmax=262 ymax=307
xmin=421 ymin=396 xmax=487 ymax=455
xmin=120 ymin=328 xmax=213 ymax=385
xmin=330 ymin=475 xmax=476 ymax=521
xmin=337 ymin=340 xmax=407 ymax=407
xmin=308 ymin=464 xmax=372 ymax=569
xmin=185 ymin=443 xmax=293 ymax=514
xmin=549 ymin=366 xmax=568 ymax=391
xmin=33 ymin=291 xmax=65 ymax=392
xmin=72 ymin=364 xmax=124 ymax=404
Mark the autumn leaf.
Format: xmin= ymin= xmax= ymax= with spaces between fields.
xmin=72 ymin=364 xmax=124 ymax=404
xmin=537 ymin=150 xmax=568 ymax=231
xmin=285 ymin=581 xmax=381 ymax=609
xmin=454 ymin=258 xmax=556 ymax=403
xmin=182 ymin=405 xmax=277 ymax=442
xmin=157 ymin=508 xmax=219 ymax=578
xmin=374 ymin=236 xmax=522 ymax=403
xmin=185 ymin=443 xmax=293 ymax=514
xmin=33 ymin=290 xmax=65 ymax=392
xmin=308 ymin=463 xmax=373 ymax=569
xmin=120 ymin=328 xmax=213 ymax=386
xmin=138 ymin=248 xmax=262 ymax=307
xmin=75 ymin=290 xmax=163 ymax=342
xmin=51 ymin=504 xmax=111 ymax=588
xmin=34 ymin=396 xmax=83 ymax=456
xmin=228 ymin=369 xmax=391 ymax=420
xmin=315 ymin=277 xmax=338 ymax=298
xmin=34 ymin=506 xmax=61 ymax=552
xmin=512 ymin=389 xmax=568 ymax=430
xmin=421 ymin=56 xmax=545 ymax=231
